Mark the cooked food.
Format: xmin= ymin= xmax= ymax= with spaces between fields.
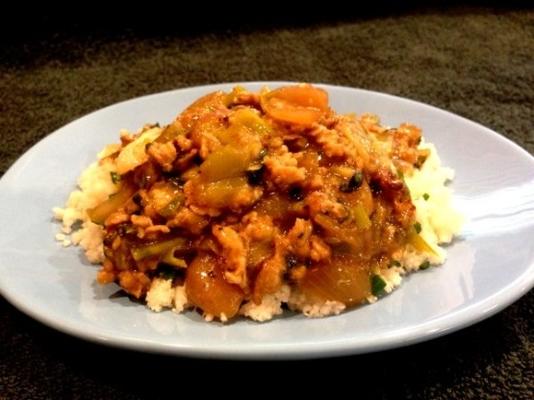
xmin=54 ymin=84 xmax=462 ymax=322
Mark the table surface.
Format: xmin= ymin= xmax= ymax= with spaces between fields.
xmin=1 ymin=6 xmax=533 ymax=399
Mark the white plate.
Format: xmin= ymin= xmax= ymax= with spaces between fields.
xmin=1 ymin=82 xmax=533 ymax=360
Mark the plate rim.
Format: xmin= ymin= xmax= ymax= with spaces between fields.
xmin=1 ymin=81 xmax=533 ymax=360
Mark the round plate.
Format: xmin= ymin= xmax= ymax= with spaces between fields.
xmin=1 ymin=82 xmax=533 ymax=359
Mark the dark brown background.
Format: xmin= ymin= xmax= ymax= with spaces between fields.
xmin=1 ymin=5 xmax=533 ymax=399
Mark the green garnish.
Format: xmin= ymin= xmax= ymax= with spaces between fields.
xmin=389 ymin=260 xmax=401 ymax=268
xmin=110 ymin=171 xmax=121 ymax=184
xmin=246 ymin=165 xmax=265 ymax=186
xmin=423 ymin=193 xmax=430 ymax=201
xmin=131 ymin=237 xmax=188 ymax=262
xmin=371 ymin=274 xmax=387 ymax=296
xmin=339 ymin=171 xmax=363 ymax=193
xmin=414 ymin=222 xmax=422 ymax=234
xmin=419 ymin=261 xmax=431 ymax=270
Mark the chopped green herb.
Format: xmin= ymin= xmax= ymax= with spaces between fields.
xmin=389 ymin=259 xmax=401 ymax=268
xmin=158 ymin=194 xmax=184 ymax=218
xmin=414 ymin=222 xmax=422 ymax=234
xmin=371 ymin=274 xmax=387 ymax=296
xmin=110 ymin=172 xmax=121 ymax=184
xmin=339 ymin=171 xmax=363 ymax=193
xmin=246 ymin=165 xmax=265 ymax=186
xmin=419 ymin=261 xmax=431 ymax=270
xmin=423 ymin=193 xmax=430 ymax=201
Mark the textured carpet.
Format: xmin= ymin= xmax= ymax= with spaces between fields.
xmin=0 ymin=6 xmax=533 ymax=400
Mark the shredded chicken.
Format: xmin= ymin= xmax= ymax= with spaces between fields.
xmin=212 ymin=225 xmax=248 ymax=289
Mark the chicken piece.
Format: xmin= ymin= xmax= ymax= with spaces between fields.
xmin=167 ymin=207 xmax=209 ymax=235
xmin=147 ymin=141 xmax=177 ymax=172
xmin=104 ymin=211 xmax=130 ymax=227
xmin=305 ymin=192 xmax=347 ymax=220
xmin=309 ymin=235 xmax=331 ymax=262
xmin=253 ymin=237 xmax=287 ymax=303
xmin=118 ymin=271 xmax=151 ymax=298
xmin=370 ymin=168 xmax=415 ymax=227
xmin=131 ymin=214 xmax=152 ymax=228
xmin=308 ymin=116 xmax=371 ymax=170
xmin=287 ymin=218 xmax=313 ymax=259
xmin=212 ymin=225 xmax=248 ymax=290
xmin=241 ymin=212 xmax=275 ymax=242
xmin=264 ymin=148 xmax=306 ymax=188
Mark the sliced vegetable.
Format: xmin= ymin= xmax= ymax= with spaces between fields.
xmin=158 ymin=194 xmax=184 ymax=218
xmin=229 ymin=108 xmax=271 ymax=135
xmin=148 ymin=182 xmax=184 ymax=218
xmin=313 ymin=213 xmax=359 ymax=248
xmin=160 ymin=248 xmax=188 ymax=268
xmin=194 ymin=177 xmax=250 ymax=209
xmin=156 ymin=120 xmax=185 ymax=143
xmin=179 ymin=91 xmax=227 ymax=129
xmin=97 ymin=143 xmax=122 ymax=159
xmin=407 ymin=229 xmax=438 ymax=256
xmin=299 ymin=256 xmax=371 ymax=306
xmin=87 ymin=183 xmax=136 ymax=225
xmin=185 ymin=253 xmax=244 ymax=319
xmin=247 ymin=240 xmax=274 ymax=268
xmin=131 ymin=237 xmax=189 ymax=262
xmin=199 ymin=146 xmax=250 ymax=182
xmin=261 ymin=85 xmax=329 ymax=125
xmin=352 ymin=204 xmax=372 ymax=230
xmin=115 ymin=127 xmax=162 ymax=174
xmin=253 ymin=195 xmax=294 ymax=221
